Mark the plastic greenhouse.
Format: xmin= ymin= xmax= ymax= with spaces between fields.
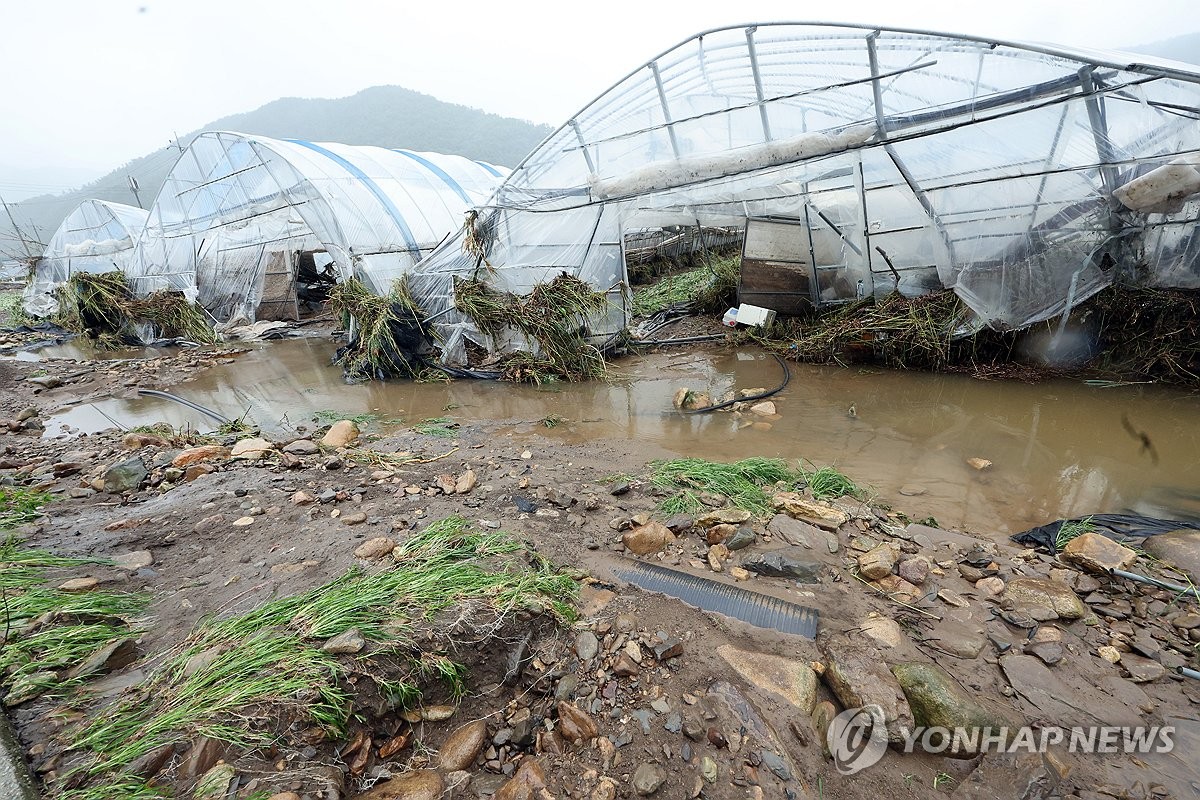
xmin=126 ymin=131 xmax=507 ymax=324
xmin=408 ymin=22 xmax=1200 ymax=365
xmin=24 ymin=200 xmax=149 ymax=317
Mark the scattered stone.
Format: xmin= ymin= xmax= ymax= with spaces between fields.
xmin=27 ymin=375 xmax=63 ymax=389
xmin=354 ymin=769 xmax=445 ymax=800
xmin=613 ymin=653 xmax=640 ymax=677
xmin=897 ymin=556 xmax=930 ymax=585
xmin=765 ymin=514 xmax=824 ymax=549
xmin=322 ymin=628 xmax=366 ymax=655
xmin=438 ymin=720 xmax=488 ymax=771
xmin=696 ymin=508 xmax=752 ymax=526
xmin=193 ymin=763 xmax=236 ymax=800
xmin=230 ymin=437 xmax=273 ymax=460
xmin=354 ymin=537 xmax=395 ymax=559
xmin=184 ymin=463 xmax=215 ymax=482
xmin=1097 ymin=645 xmax=1122 ymax=664
xmin=320 ymin=420 xmax=360 ymax=448
xmin=1004 ymin=578 xmax=1087 ymax=621
xmin=892 ymin=662 xmax=1019 ymax=756
xmin=898 ymin=484 xmax=927 ymax=496
xmin=937 ymin=588 xmax=970 ymax=608
xmin=717 ymin=644 xmax=817 ymax=713
xmin=857 ymin=615 xmax=904 ymax=649
xmin=609 ymin=481 xmax=631 ymax=496
xmin=653 ymin=638 xmax=684 ymax=661
xmin=1060 ymin=532 xmax=1139 ymax=574
xmin=724 ymin=526 xmax=757 ymax=551
xmin=1141 ymin=530 xmax=1200 ymax=583
xmin=342 ymin=511 xmax=368 ymax=526
xmin=283 ymin=439 xmax=320 ymax=455
xmin=632 ymin=763 xmax=667 ymax=796
xmin=104 ymin=457 xmax=147 ymax=493
xmin=454 ymin=469 xmax=477 ymax=494
xmin=622 ymin=522 xmax=675 ymax=556
xmin=575 ymin=631 xmax=599 ymax=661
xmin=171 ymin=445 xmax=231 ymax=468
xmin=493 ymin=759 xmax=546 ymax=800
xmin=729 ymin=566 xmax=752 ymax=581
xmin=819 ymin=633 xmax=913 ymax=743
xmin=857 ymin=543 xmax=896 ymax=580
xmin=558 ymin=701 xmax=599 ymax=744
xmin=966 ymin=457 xmax=992 ymax=470
xmin=231 ymin=516 xmax=255 ymax=528
xmin=1025 ymin=641 xmax=1064 ymax=666
xmin=58 ymin=577 xmax=98 ymax=592
xmin=739 ymin=549 xmax=823 ymax=582
xmin=749 ymin=401 xmax=776 ymax=416
xmin=771 ymin=492 xmax=849 ymax=530
xmin=701 ymin=756 xmax=718 ymax=784
xmin=1122 ymin=654 xmax=1166 ymax=683
xmin=112 ymin=550 xmax=154 ymax=571
xmin=67 ymin=637 xmax=138 ymax=680
xmin=975 ymin=576 xmax=1006 ymax=597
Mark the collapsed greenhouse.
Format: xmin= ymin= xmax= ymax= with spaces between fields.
xmin=23 ymin=199 xmax=149 ymax=317
xmin=405 ymin=22 xmax=1200 ymax=366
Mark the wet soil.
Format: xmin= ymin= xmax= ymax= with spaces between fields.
xmin=2 ymin=336 xmax=1200 ymax=800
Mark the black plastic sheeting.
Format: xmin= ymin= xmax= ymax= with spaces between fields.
xmin=1011 ymin=513 xmax=1200 ymax=554
xmin=613 ymin=560 xmax=819 ymax=638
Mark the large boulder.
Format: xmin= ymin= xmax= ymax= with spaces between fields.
xmin=1141 ymin=529 xmax=1200 ymax=583
xmin=1059 ymin=532 xmax=1138 ymax=574
xmin=103 ymin=457 xmax=147 ymax=493
xmin=1003 ymin=578 xmax=1087 ymax=621
xmin=818 ymin=632 xmax=913 ymax=744
xmin=717 ymin=644 xmax=817 ymax=714
xmin=892 ymin=662 xmax=1021 ymax=756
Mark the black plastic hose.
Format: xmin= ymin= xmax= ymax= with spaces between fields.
xmin=681 ymin=352 xmax=791 ymax=414
xmin=136 ymin=389 xmax=231 ymax=425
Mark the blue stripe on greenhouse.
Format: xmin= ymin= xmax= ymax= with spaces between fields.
xmin=473 ymin=160 xmax=504 ymax=178
xmin=391 ymin=149 xmax=471 ymax=203
xmin=285 ymin=139 xmax=420 ymax=256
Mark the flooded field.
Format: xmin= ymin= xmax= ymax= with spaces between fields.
xmin=37 ymin=336 xmax=1200 ymax=538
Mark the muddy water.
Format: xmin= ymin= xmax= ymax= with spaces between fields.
xmin=44 ymin=337 xmax=1200 ymax=539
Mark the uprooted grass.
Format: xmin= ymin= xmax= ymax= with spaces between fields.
xmin=61 ymin=517 xmax=577 ymax=792
xmin=1055 ymin=516 xmax=1096 ymax=552
xmin=55 ymin=272 xmax=215 ymax=347
xmin=412 ymin=416 xmax=459 ymax=438
xmin=329 ymin=276 xmax=432 ymax=380
xmin=1 ymin=486 xmax=51 ymax=529
xmin=649 ymin=457 xmax=800 ymax=516
xmin=799 ymin=463 xmax=866 ymax=501
xmin=0 ymin=537 xmax=149 ymax=705
xmin=632 ymin=253 xmax=740 ymax=317
xmin=1075 ymin=283 xmax=1200 ymax=387
xmin=454 ymin=273 xmax=611 ymax=383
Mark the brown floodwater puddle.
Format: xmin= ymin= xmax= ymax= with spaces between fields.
xmin=41 ymin=337 xmax=1200 ymax=540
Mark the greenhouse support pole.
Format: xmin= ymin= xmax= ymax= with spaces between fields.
xmin=650 ymin=62 xmax=683 ymax=159
xmin=745 ymin=26 xmax=773 ymax=141
xmin=569 ymin=120 xmax=597 ymax=175
xmin=1078 ymin=67 xmax=1121 ymax=198
xmin=866 ymin=31 xmax=954 ymax=262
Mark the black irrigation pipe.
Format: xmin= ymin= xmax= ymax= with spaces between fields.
xmin=136 ymin=389 xmax=231 ymax=425
xmin=682 ymin=351 xmax=791 ymax=415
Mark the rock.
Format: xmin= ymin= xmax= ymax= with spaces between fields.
xmin=937 ymin=587 xmax=970 ymax=608
xmin=126 ymin=742 xmax=175 ymax=779
xmin=663 ymin=513 xmax=695 ymax=532
xmin=558 ymin=701 xmax=599 ymax=743
xmin=1141 ymin=529 xmax=1200 ymax=583
xmin=770 ymin=492 xmax=849 ymax=530
xmin=179 ymin=737 xmax=228 ymax=782
xmin=622 ymin=522 xmax=675 ymax=555
xmin=28 ymin=375 xmax=63 ymax=389
xmin=740 ymin=548 xmax=823 ymax=581
xmin=290 ymin=490 xmax=315 ymax=506
xmin=725 ymin=526 xmax=757 ymax=550
xmin=609 ymin=480 xmax=631 ymax=496
xmin=653 ymin=638 xmax=684 ymax=661
xmin=342 ymin=511 xmax=368 ymax=525
xmin=283 ymin=439 xmax=320 ymax=455
xmin=1060 ymin=532 xmax=1138 ymax=574
xmin=999 ymin=655 xmax=1108 ymax=725
xmin=966 ymin=457 xmax=992 ymax=470
xmin=438 ymin=720 xmax=487 ymax=771
xmin=857 ymin=543 xmax=896 ymax=580
xmin=231 ymin=516 xmax=254 ymax=527
xmin=632 ymin=763 xmax=667 ymax=796
xmin=111 ymin=550 xmax=154 ymax=571
xmin=454 ymin=469 xmax=477 ymax=494
xmin=493 ymin=759 xmax=546 ymax=800
xmin=701 ymin=755 xmax=718 ymax=783
xmin=1024 ymin=641 xmax=1064 ymax=666
xmin=613 ymin=653 xmax=640 ymax=677
xmin=706 ymin=543 xmax=727 ymax=571
xmin=729 ymin=566 xmax=752 ymax=581
xmin=103 ymin=457 xmax=147 ymax=493
xmin=696 ymin=508 xmax=752 ymax=526
xmin=892 ymin=662 xmax=1020 ymax=755
xmin=717 ymin=644 xmax=817 ymax=713
xmin=1004 ymin=578 xmax=1087 ymax=621
xmin=58 ymin=577 xmax=98 ymax=592
xmin=193 ymin=763 xmax=236 ymax=800
xmin=749 ymin=401 xmax=776 ymax=416
xmin=975 ymin=576 xmax=1006 ymax=597
xmin=1122 ymin=654 xmax=1166 ymax=683
xmin=66 ymin=637 xmax=138 ymax=679
xmin=858 ymin=615 xmax=904 ymax=648
xmin=819 ymin=632 xmax=913 ymax=744
xmin=320 ymin=420 xmax=360 ymax=448
xmin=575 ymin=631 xmax=599 ymax=661
xmin=898 ymin=556 xmax=930 ymax=585
xmin=270 ymin=794 xmax=302 ymax=800
xmin=171 ymin=445 xmax=231 ymax=468
xmin=353 ymin=769 xmax=445 ymax=800
xmin=898 ymin=484 xmax=927 ymax=496
xmin=322 ymin=628 xmax=365 ymax=654
xmin=354 ymin=537 xmax=395 ymax=559
xmin=766 ymin=514 xmax=824 ymax=548
xmin=1098 ymin=645 xmax=1122 ymax=663
xmin=184 ymin=463 xmax=215 ymax=482
xmin=230 ymin=437 xmax=273 ymax=460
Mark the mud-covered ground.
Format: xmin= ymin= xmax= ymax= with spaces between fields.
xmin=2 ymin=338 xmax=1200 ymax=800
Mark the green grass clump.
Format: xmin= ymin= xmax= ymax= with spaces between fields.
xmin=412 ymin=416 xmax=458 ymax=438
xmin=64 ymin=517 xmax=577 ymax=792
xmin=649 ymin=457 xmax=799 ymax=516
xmin=1055 ymin=516 xmax=1096 ymax=552
xmin=312 ymin=410 xmax=403 ymax=427
xmin=1 ymin=487 xmax=51 ymax=529
xmin=632 ymin=253 xmax=740 ymax=317
xmin=0 ymin=289 xmax=32 ymax=327
xmin=54 ymin=272 xmax=215 ymax=347
xmin=800 ymin=464 xmax=865 ymax=501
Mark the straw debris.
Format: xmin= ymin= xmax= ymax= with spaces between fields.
xmin=329 ymin=276 xmax=432 ymax=380
xmin=54 ymin=272 xmax=216 ymax=347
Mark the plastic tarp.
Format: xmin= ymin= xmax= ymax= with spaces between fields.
xmin=126 ymin=131 xmax=507 ymax=323
xmin=408 ymin=22 xmax=1200 ymax=364
xmin=23 ymin=200 xmax=148 ymax=317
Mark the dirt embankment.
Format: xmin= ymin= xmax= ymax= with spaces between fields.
xmin=1 ymin=350 xmax=1198 ymax=800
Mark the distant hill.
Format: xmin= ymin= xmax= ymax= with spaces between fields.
xmin=1125 ymin=32 xmax=1200 ymax=66
xmin=1 ymin=86 xmax=552 ymax=257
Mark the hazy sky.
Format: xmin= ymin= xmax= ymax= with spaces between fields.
xmin=2 ymin=0 xmax=1197 ymax=195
